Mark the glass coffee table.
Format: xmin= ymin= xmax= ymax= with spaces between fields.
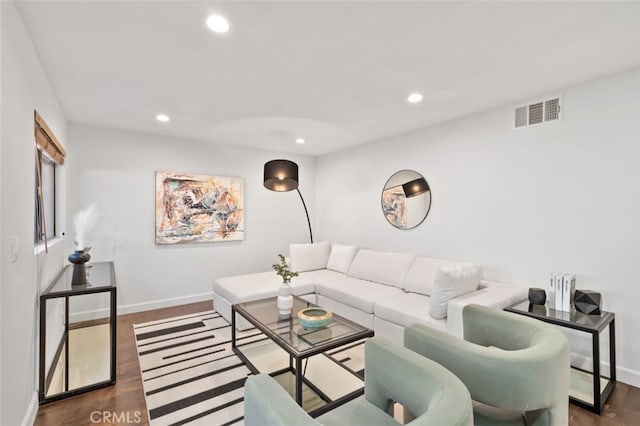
xmin=232 ymin=296 xmax=373 ymax=417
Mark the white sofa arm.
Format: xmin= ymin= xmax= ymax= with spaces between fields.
xmin=446 ymin=282 xmax=528 ymax=338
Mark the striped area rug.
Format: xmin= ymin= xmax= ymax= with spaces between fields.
xmin=134 ymin=310 xmax=365 ymax=426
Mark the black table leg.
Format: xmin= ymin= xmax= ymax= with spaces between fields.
xmin=231 ymin=309 xmax=236 ymax=349
xmin=593 ymin=330 xmax=601 ymax=413
xmin=296 ymin=357 xmax=303 ymax=406
xmin=610 ymin=319 xmax=616 ymax=382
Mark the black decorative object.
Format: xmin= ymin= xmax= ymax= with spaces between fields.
xmin=528 ymin=287 xmax=546 ymax=305
xmin=402 ymin=177 xmax=429 ymax=198
xmin=574 ymin=290 xmax=602 ymax=315
xmin=263 ymin=159 xmax=313 ymax=243
xmin=68 ymin=250 xmax=91 ymax=286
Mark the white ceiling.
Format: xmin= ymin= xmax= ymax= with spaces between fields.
xmin=15 ymin=1 xmax=640 ymax=156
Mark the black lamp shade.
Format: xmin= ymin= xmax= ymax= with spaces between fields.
xmin=264 ymin=159 xmax=299 ymax=192
xmin=402 ymin=177 xmax=429 ymax=198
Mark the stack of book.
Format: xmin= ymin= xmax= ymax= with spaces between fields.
xmin=549 ymin=272 xmax=576 ymax=312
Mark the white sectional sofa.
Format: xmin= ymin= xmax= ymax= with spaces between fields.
xmin=213 ymin=242 xmax=527 ymax=343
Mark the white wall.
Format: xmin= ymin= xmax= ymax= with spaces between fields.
xmin=66 ymin=124 xmax=316 ymax=314
xmin=316 ymin=68 xmax=640 ymax=385
xmin=0 ymin=1 xmax=4 ymax=422
xmin=1 ymin=2 xmax=69 ymax=425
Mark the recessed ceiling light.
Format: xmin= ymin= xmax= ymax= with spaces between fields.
xmin=156 ymin=113 xmax=170 ymax=123
xmin=407 ymin=93 xmax=423 ymax=104
xmin=206 ymin=14 xmax=230 ymax=33
xmin=295 ymin=138 xmax=306 ymax=144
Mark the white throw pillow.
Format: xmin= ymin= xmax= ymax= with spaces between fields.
xmin=405 ymin=257 xmax=461 ymax=296
xmin=289 ymin=241 xmax=331 ymax=272
xmin=429 ymin=265 xmax=480 ymax=319
xmin=326 ymin=244 xmax=359 ymax=274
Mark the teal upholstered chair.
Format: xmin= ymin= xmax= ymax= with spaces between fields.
xmin=404 ymin=304 xmax=570 ymax=426
xmin=244 ymin=337 xmax=473 ymax=426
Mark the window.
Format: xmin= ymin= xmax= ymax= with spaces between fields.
xmin=35 ymin=151 xmax=56 ymax=244
xmin=34 ymin=111 xmax=66 ymax=251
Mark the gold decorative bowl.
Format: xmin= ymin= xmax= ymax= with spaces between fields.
xmin=297 ymin=308 xmax=332 ymax=329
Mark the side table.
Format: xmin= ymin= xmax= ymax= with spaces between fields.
xmin=39 ymin=261 xmax=117 ymax=403
xmin=505 ymin=300 xmax=615 ymax=414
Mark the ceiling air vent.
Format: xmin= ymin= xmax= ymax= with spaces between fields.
xmin=513 ymin=95 xmax=562 ymax=129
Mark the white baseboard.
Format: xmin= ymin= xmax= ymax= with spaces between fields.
xmin=571 ymin=355 xmax=640 ymax=388
xmin=117 ymin=292 xmax=214 ymax=315
xmin=21 ymin=391 xmax=38 ymax=426
xmin=69 ymin=292 xmax=214 ymax=322
xmin=617 ymin=364 xmax=640 ymax=388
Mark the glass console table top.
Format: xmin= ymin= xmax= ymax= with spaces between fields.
xmin=505 ymin=300 xmax=613 ymax=332
xmin=234 ymin=296 xmax=372 ymax=356
xmin=44 ymin=262 xmax=116 ymax=295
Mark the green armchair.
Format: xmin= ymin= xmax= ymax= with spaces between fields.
xmin=404 ymin=304 xmax=570 ymax=426
xmin=244 ymin=337 xmax=473 ymax=426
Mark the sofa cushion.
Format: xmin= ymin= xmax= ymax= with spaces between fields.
xmin=316 ymin=277 xmax=405 ymax=314
xmin=289 ymin=241 xmax=331 ymax=272
xmin=405 ymin=257 xmax=468 ymax=296
xmin=214 ymin=271 xmax=322 ymax=304
xmin=429 ymin=265 xmax=481 ymax=319
xmin=347 ymin=249 xmax=415 ymax=288
xmin=326 ymin=244 xmax=359 ymax=274
xmin=374 ymin=293 xmax=447 ymax=333
xmin=299 ymin=269 xmax=348 ymax=284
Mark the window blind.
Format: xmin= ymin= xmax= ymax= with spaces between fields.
xmin=34 ymin=111 xmax=66 ymax=165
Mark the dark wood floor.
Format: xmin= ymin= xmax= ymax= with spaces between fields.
xmin=35 ymin=301 xmax=639 ymax=425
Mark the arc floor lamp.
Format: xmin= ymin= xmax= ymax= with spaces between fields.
xmin=263 ymin=159 xmax=313 ymax=243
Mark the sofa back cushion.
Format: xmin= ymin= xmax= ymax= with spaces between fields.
xmin=289 ymin=241 xmax=331 ymax=272
xmin=326 ymin=244 xmax=359 ymax=274
xmin=405 ymin=257 xmax=469 ymax=296
xmin=348 ymin=249 xmax=415 ymax=288
xmin=429 ymin=265 xmax=481 ymax=319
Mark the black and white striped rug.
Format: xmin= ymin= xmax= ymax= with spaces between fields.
xmin=134 ymin=310 xmax=365 ymax=426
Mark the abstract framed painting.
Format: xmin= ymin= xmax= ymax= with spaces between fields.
xmin=155 ymin=171 xmax=244 ymax=244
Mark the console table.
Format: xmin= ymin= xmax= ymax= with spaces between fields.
xmin=38 ymin=261 xmax=117 ymax=403
xmin=505 ymin=300 xmax=615 ymax=414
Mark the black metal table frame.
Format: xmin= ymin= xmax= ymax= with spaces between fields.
xmin=232 ymin=297 xmax=373 ymax=417
xmin=505 ymin=304 xmax=615 ymax=414
xmin=38 ymin=263 xmax=117 ymax=404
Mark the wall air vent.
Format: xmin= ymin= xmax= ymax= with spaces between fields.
xmin=545 ymin=98 xmax=560 ymax=121
xmin=514 ymin=95 xmax=562 ymax=129
xmin=514 ymin=106 xmax=528 ymax=128
xmin=528 ymin=102 xmax=544 ymax=125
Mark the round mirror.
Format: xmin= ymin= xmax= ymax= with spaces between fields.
xmin=381 ymin=170 xmax=431 ymax=229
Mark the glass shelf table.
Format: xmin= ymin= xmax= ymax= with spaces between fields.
xmin=38 ymin=261 xmax=117 ymax=403
xmin=505 ymin=300 xmax=615 ymax=414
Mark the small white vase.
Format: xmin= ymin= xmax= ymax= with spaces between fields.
xmin=277 ymin=282 xmax=293 ymax=316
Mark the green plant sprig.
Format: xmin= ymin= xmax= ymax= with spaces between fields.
xmin=272 ymin=254 xmax=299 ymax=284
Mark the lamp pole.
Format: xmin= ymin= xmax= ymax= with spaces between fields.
xmin=296 ymin=188 xmax=313 ymax=243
